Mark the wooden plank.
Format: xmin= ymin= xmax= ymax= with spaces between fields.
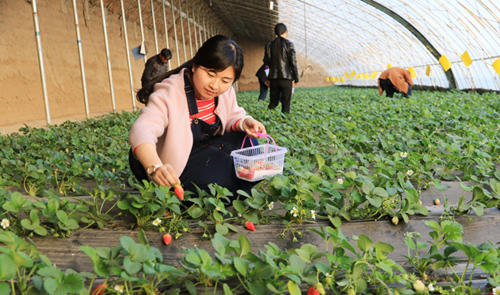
xmin=30 ymin=208 xmax=500 ymax=276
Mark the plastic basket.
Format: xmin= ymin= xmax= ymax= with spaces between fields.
xmin=230 ymin=133 xmax=287 ymax=182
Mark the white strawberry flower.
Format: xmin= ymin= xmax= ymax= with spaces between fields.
xmin=268 ymin=202 xmax=274 ymax=210
xmin=406 ymin=170 xmax=414 ymax=176
xmin=290 ymin=207 xmax=298 ymax=217
xmin=400 ymin=152 xmax=408 ymax=158
xmin=114 ymin=285 xmax=124 ymax=293
xmin=428 ymin=283 xmax=434 ymax=291
xmin=1 ymin=219 xmax=9 ymax=229
xmin=337 ymin=178 xmax=344 ymax=185
xmin=152 ymin=218 xmax=161 ymax=226
xmin=311 ymin=210 xmax=317 ymax=220
xmin=493 ymin=287 xmax=500 ymax=295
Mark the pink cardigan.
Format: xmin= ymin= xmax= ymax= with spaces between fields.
xmin=129 ymin=68 xmax=246 ymax=176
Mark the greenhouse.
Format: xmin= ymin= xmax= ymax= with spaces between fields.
xmin=1 ymin=1 xmax=500 ymax=295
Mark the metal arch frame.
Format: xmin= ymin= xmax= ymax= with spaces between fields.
xmin=280 ymin=0 xmax=437 ymax=86
xmin=360 ymin=0 xmax=457 ymax=89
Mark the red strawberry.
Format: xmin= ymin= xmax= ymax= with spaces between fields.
xmin=245 ymin=221 xmax=255 ymax=231
xmin=307 ymin=286 xmax=320 ymax=295
xmin=434 ymin=198 xmax=441 ymax=205
xmin=163 ymin=212 xmax=170 ymax=217
xmin=246 ymin=168 xmax=255 ymax=180
xmin=237 ymin=167 xmax=248 ymax=178
xmin=173 ymin=184 xmax=184 ymax=201
xmin=163 ymin=233 xmax=172 ymax=245
xmin=91 ymin=283 xmax=107 ymax=295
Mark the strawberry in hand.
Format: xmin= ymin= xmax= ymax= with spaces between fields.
xmin=173 ymin=184 xmax=184 ymax=201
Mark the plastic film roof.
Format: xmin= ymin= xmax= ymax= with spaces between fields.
xmin=105 ymin=0 xmax=500 ymax=91
xmin=273 ymin=0 xmax=500 ymax=91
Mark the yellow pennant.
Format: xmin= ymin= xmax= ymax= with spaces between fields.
xmin=334 ymin=77 xmax=338 ymax=82
xmin=350 ymin=70 xmax=356 ymax=77
xmin=461 ymin=51 xmax=472 ymax=67
xmin=493 ymin=57 xmax=500 ymax=77
xmin=365 ymin=73 xmax=369 ymax=80
xmin=426 ymin=65 xmax=431 ymax=76
xmin=408 ymin=66 xmax=417 ymax=79
xmin=439 ymin=55 xmax=452 ymax=71
xmin=344 ymin=72 xmax=349 ymax=77
xmin=326 ymin=77 xmax=330 ymax=82
xmin=331 ymin=77 xmax=334 ymax=82
xmin=355 ymin=74 xmax=361 ymax=80
xmin=370 ymin=71 xmax=378 ymax=80
xmin=387 ymin=63 xmax=393 ymax=68
xmin=340 ymin=77 xmax=346 ymax=82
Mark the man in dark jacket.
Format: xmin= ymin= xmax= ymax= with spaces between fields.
xmin=263 ymin=23 xmax=299 ymax=113
xmin=141 ymin=48 xmax=172 ymax=88
xmin=255 ymin=64 xmax=270 ymax=101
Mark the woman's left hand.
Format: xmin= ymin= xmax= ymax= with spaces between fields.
xmin=243 ymin=117 xmax=266 ymax=138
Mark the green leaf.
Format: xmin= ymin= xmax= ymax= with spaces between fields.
xmin=249 ymin=261 xmax=274 ymax=279
xmin=198 ymin=249 xmax=213 ymax=268
xmin=233 ymin=257 xmax=249 ymax=276
xmin=0 ymin=255 xmax=16 ymax=280
xmin=238 ymin=235 xmax=252 ymax=257
xmin=0 ymin=282 xmax=11 ymax=295
xmin=372 ymin=187 xmax=388 ymax=198
xmin=55 ymin=210 xmax=67 ymax=223
xmin=138 ymin=229 xmax=148 ymax=245
xmin=185 ymin=253 xmax=201 ymax=266
xmin=123 ymin=257 xmax=142 ymax=274
xmin=357 ymin=235 xmax=373 ymax=252
xmin=344 ymin=171 xmax=356 ymax=179
xmin=362 ymin=180 xmax=375 ymax=194
xmin=366 ymin=196 xmax=382 ymax=207
xmin=223 ymin=283 xmax=233 ymax=295
xmin=59 ymin=273 xmax=84 ymax=293
xmin=374 ymin=241 xmax=394 ymax=254
xmin=232 ymin=200 xmax=246 ymax=212
xmin=292 ymin=248 xmax=309 ymax=264
xmin=187 ymin=206 xmax=203 ymax=219
xmin=480 ymin=261 xmax=499 ymax=274
xmin=287 ymin=280 xmax=301 ymax=295
xmin=289 ymin=254 xmax=306 ymax=273
xmin=425 ymin=220 xmax=440 ymax=231
xmin=184 ymin=280 xmax=197 ymax=295
xmin=247 ymin=280 xmax=267 ymax=295
xmin=314 ymin=153 xmax=325 ymax=171
xmin=216 ymin=223 xmax=229 ymax=235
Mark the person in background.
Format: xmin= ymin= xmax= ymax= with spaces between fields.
xmin=255 ymin=64 xmax=270 ymax=101
xmin=378 ymin=67 xmax=413 ymax=98
xmin=263 ymin=23 xmax=299 ymax=113
xmin=141 ymin=48 xmax=172 ymax=88
xmin=129 ymin=35 xmax=266 ymax=197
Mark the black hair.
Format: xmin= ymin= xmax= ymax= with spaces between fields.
xmin=274 ymin=23 xmax=287 ymax=36
xmin=160 ymin=48 xmax=172 ymax=59
xmin=137 ymin=35 xmax=244 ymax=105
xmin=273 ymin=23 xmax=287 ymax=62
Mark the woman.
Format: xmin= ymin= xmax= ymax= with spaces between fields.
xmin=263 ymin=23 xmax=299 ymax=113
xmin=129 ymin=35 xmax=266 ymax=197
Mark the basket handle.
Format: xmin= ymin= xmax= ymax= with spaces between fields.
xmin=240 ymin=133 xmax=278 ymax=156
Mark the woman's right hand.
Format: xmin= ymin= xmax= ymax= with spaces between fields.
xmin=151 ymin=163 xmax=181 ymax=188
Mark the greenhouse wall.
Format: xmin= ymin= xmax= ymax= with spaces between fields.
xmin=0 ymin=0 xmax=330 ymax=128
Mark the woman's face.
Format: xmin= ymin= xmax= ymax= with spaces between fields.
xmin=192 ymin=65 xmax=235 ymax=99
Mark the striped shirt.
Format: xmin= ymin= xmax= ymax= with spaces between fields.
xmin=189 ymin=97 xmax=241 ymax=131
